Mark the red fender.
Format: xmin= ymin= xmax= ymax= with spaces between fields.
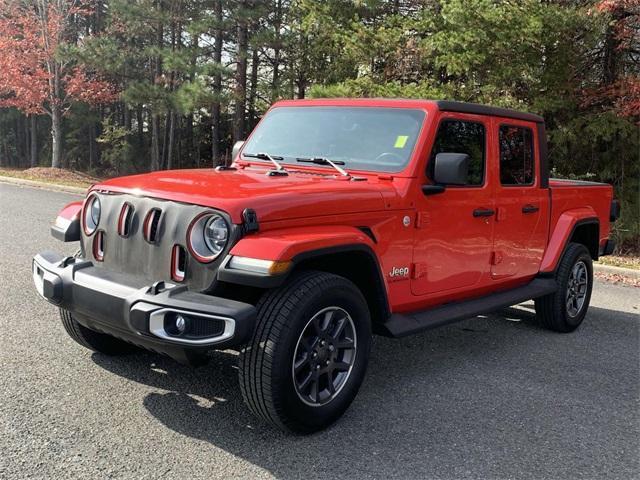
xmin=539 ymin=207 xmax=598 ymax=273
xmin=51 ymin=200 xmax=84 ymax=242
xmin=230 ymin=225 xmax=376 ymax=262
xmin=55 ymin=200 xmax=83 ymax=224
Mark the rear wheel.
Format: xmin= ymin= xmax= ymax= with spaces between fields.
xmin=239 ymin=271 xmax=371 ymax=433
xmin=60 ymin=309 xmax=138 ymax=355
xmin=535 ymin=243 xmax=593 ymax=332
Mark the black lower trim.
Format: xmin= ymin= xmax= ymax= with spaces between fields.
xmin=51 ymin=218 xmax=80 ymax=242
xmin=600 ymin=239 xmax=616 ymax=256
xmin=381 ymin=278 xmax=557 ymax=338
xmin=610 ymin=199 xmax=620 ymax=223
xmin=32 ymin=251 xmax=256 ymax=358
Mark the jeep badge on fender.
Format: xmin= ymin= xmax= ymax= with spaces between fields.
xmin=389 ymin=266 xmax=410 ymax=278
xmin=33 ymin=99 xmax=618 ymax=434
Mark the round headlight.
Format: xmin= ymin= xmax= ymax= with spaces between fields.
xmin=83 ymin=195 xmax=100 ymax=235
xmin=187 ymin=213 xmax=229 ymax=262
xmin=203 ymin=215 xmax=228 ymax=255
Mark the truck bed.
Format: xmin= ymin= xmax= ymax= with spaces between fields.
xmin=549 ymin=178 xmax=614 ymax=254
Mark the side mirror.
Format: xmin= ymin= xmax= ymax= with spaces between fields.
xmin=232 ymin=140 xmax=245 ymax=161
xmin=432 ymin=153 xmax=470 ymax=186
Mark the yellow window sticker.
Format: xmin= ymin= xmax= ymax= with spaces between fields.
xmin=394 ymin=135 xmax=409 ymax=148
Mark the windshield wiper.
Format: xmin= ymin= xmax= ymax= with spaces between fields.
xmin=296 ymin=157 xmax=349 ymax=177
xmin=243 ymin=152 xmax=288 ymax=176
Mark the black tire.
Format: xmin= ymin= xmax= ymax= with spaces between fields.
xmin=60 ymin=309 xmax=138 ymax=355
xmin=239 ymin=271 xmax=372 ymax=433
xmin=535 ymin=242 xmax=594 ymax=333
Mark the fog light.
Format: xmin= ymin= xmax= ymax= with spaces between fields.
xmin=175 ymin=315 xmax=186 ymax=334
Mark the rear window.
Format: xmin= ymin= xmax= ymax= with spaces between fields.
xmin=242 ymin=106 xmax=425 ymax=173
xmin=499 ymin=125 xmax=535 ymax=185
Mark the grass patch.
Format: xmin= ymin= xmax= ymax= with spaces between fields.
xmin=597 ymin=255 xmax=640 ymax=270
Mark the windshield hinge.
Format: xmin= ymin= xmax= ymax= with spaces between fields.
xmin=242 ymin=208 xmax=259 ymax=233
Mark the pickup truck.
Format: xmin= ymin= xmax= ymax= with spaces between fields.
xmin=32 ymin=99 xmax=620 ymax=433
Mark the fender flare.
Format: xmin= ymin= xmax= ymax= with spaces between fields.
xmin=226 ymin=225 xmax=376 ymax=262
xmin=217 ymin=225 xmax=390 ymax=318
xmin=51 ymin=201 xmax=83 ymax=242
xmin=539 ymin=208 xmax=599 ymax=273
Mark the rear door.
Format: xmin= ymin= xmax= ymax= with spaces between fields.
xmin=490 ymin=119 xmax=549 ymax=279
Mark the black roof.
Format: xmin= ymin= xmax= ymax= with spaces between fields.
xmin=435 ymin=100 xmax=544 ymax=124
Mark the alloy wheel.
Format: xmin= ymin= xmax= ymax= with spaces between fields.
xmin=566 ymin=260 xmax=588 ymax=318
xmin=292 ymin=306 xmax=357 ymax=406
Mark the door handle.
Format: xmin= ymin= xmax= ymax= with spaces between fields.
xmin=473 ymin=208 xmax=495 ymax=218
xmin=522 ymin=204 xmax=540 ymax=214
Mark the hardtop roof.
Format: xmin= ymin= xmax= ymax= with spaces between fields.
xmin=272 ymin=98 xmax=544 ymax=124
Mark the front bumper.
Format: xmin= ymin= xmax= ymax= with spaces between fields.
xmin=32 ymin=251 xmax=256 ymax=363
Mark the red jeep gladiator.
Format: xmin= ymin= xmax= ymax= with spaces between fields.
xmin=33 ymin=99 xmax=619 ymax=433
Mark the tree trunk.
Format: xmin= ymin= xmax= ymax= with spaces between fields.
xmin=23 ymin=116 xmax=30 ymax=167
xmin=123 ymin=104 xmax=131 ymax=131
xmin=232 ymin=0 xmax=248 ymax=144
xmin=51 ymin=106 xmax=62 ymax=169
xmin=161 ymin=112 xmax=171 ymax=169
xmin=89 ymin=121 xmax=98 ymax=171
xmin=211 ymin=0 xmax=224 ymax=164
xmin=297 ymin=76 xmax=307 ymax=99
xmin=166 ymin=112 xmax=175 ymax=170
xmin=248 ymin=47 xmax=259 ymax=129
xmin=30 ymin=115 xmax=38 ymax=167
xmin=136 ymin=105 xmax=144 ymax=148
xmin=271 ymin=0 xmax=282 ymax=102
xmin=186 ymin=114 xmax=194 ymax=167
xmin=151 ymin=112 xmax=160 ymax=171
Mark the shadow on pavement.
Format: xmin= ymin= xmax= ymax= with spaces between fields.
xmin=91 ymin=304 xmax=639 ymax=479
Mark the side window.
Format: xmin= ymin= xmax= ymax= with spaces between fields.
xmin=499 ymin=125 xmax=535 ymax=185
xmin=429 ymin=120 xmax=485 ymax=186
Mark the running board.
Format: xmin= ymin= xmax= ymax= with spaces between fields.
xmin=382 ymin=278 xmax=557 ymax=338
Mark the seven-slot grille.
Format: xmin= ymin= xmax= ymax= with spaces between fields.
xmin=80 ymin=193 xmax=231 ymax=292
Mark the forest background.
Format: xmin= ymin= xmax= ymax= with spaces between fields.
xmin=0 ymin=0 xmax=638 ymax=247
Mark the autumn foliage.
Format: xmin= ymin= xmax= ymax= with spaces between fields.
xmin=0 ymin=0 xmax=115 ymax=151
xmin=583 ymin=0 xmax=640 ymax=119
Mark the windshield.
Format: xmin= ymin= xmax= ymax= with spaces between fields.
xmin=242 ymin=106 xmax=426 ymax=173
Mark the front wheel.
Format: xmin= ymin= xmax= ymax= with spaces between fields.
xmin=535 ymin=243 xmax=594 ymax=332
xmin=239 ymin=271 xmax=372 ymax=433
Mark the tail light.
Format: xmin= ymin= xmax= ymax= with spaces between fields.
xmin=143 ymin=209 xmax=162 ymax=244
xmin=117 ymin=202 xmax=134 ymax=237
xmin=93 ymin=231 xmax=105 ymax=261
xmin=171 ymin=245 xmax=187 ymax=282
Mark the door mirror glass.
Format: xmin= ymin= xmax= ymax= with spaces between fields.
xmin=433 ymin=152 xmax=470 ymax=186
xmin=232 ymin=140 xmax=245 ymax=161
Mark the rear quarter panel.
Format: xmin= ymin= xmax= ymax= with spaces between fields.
xmin=540 ymin=180 xmax=613 ymax=272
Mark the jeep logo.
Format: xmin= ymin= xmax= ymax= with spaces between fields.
xmin=389 ymin=266 xmax=409 ymax=278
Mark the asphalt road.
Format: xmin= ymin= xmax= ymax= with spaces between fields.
xmin=1 ymin=182 xmax=638 ymax=480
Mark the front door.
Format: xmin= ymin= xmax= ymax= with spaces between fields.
xmin=411 ymin=115 xmax=495 ymax=297
xmin=490 ymin=119 xmax=549 ymax=279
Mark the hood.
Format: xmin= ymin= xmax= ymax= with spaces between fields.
xmin=94 ymin=167 xmax=397 ymax=224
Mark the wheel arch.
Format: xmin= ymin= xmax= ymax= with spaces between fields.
xmin=218 ymin=228 xmax=390 ymax=330
xmin=540 ymin=210 xmax=600 ymax=274
xmin=289 ymin=244 xmax=390 ymax=329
